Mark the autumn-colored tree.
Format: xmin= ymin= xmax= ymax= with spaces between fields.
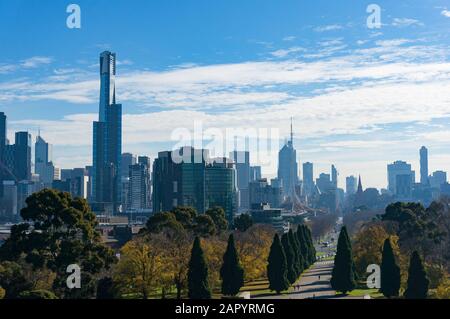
xmin=113 ymin=237 xmax=164 ymax=299
xmin=352 ymin=223 xmax=390 ymax=277
xmin=234 ymin=225 xmax=274 ymax=282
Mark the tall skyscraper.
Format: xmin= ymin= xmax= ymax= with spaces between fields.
xmin=277 ymin=118 xmax=298 ymax=198
xmin=121 ymin=153 xmax=136 ymax=178
xmin=302 ymin=162 xmax=314 ymax=196
xmin=0 ymin=112 xmax=6 ymax=164
xmin=387 ymin=161 xmax=415 ymax=195
xmin=129 ymin=162 xmax=150 ymax=210
xmin=420 ymin=146 xmax=429 ymax=185
xmin=249 ymin=166 xmax=261 ymax=182
xmin=331 ymin=165 xmax=338 ymax=188
xmin=346 ymin=175 xmax=358 ymax=195
xmin=35 ymin=133 xmax=55 ymax=186
xmin=0 ymin=112 xmax=7 ymax=197
xmin=92 ymin=51 xmax=122 ymax=213
xmin=205 ymin=158 xmax=237 ymax=223
xmin=153 ymin=147 xmax=237 ymax=222
xmin=14 ymin=131 xmax=32 ymax=181
xmin=231 ymin=151 xmax=250 ymax=209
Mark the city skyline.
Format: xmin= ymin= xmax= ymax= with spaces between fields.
xmin=1 ymin=1 xmax=450 ymax=188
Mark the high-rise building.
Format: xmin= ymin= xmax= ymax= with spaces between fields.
xmin=302 ymin=162 xmax=314 ymax=197
xmin=387 ymin=161 xmax=415 ymax=195
xmin=153 ymin=147 xmax=237 ymax=222
xmin=0 ymin=112 xmax=7 ymax=197
xmin=231 ymin=151 xmax=250 ymax=209
xmin=92 ymin=51 xmax=122 ymax=213
xmin=429 ymin=171 xmax=447 ymax=189
xmin=35 ymin=134 xmax=55 ymax=186
xmin=316 ymin=173 xmax=332 ymax=193
xmin=420 ymin=146 xmax=429 ymax=185
xmin=331 ymin=165 xmax=338 ymax=188
xmin=249 ymin=178 xmax=283 ymax=208
xmin=153 ymin=147 xmax=207 ymax=214
xmin=277 ymin=118 xmax=298 ymax=198
xmin=205 ymin=158 xmax=237 ymax=223
xmin=346 ymin=175 xmax=358 ymax=195
xmin=129 ymin=163 xmax=149 ymax=210
xmin=14 ymin=132 xmax=32 ymax=181
xmin=121 ymin=153 xmax=136 ymax=178
xmin=250 ymin=166 xmax=261 ymax=182
xmin=0 ymin=112 xmax=6 ymax=164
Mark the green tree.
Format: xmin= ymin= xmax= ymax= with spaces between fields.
xmin=288 ymin=229 xmax=303 ymax=276
xmin=267 ymin=234 xmax=290 ymax=294
xmin=18 ymin=289 xmax=58 ymax=299
xmin=206 ymin=207 xmax=229 ymax=233
xmin=171 ymin=206 xmax=197 ymax=229
xmin=188 ymin=237 xmax=211 ymax=299
xmin=380 ymin=238 xmax=401 ymax=298
xmin=404 ymin=251 xmax=429 ymax=299
xmin=0 ymin=261 xmax=33 ymax=299
xmin=146 ymin=211 xmax=184 ymax=234
xmin=330 ymin=226 xmax=356 ymax=294
xmin=194 ymin=215 xmax=216 ymax=237
xmin=304 ymin=225 xmax=316 ymax=265
xmin=296 ymin=226 xmax=309 ymax=269
xmin=234 ymin=214 xmax=253 ymax=232
xmin=281 ymin=233 xmax=297 ymax=284
xmin=220 ymin=234 xmax=244 ymax=296
xmin=0 ymin=189 xmax=116 ymax=298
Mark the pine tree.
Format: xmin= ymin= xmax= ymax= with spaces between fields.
xmin=330 ymin=226 xmax=356 ymax=294
xmin=380 ymin=238 xmax=400 ymax=298
xmin=304 ymin=225 xmax=316 ymax=265
xmin=188 ymin=237 xmax=211 ymax=299
xmin=296 ymin=226 xmax=309 ymax=269
xmin=288 ymin=229 xmax=302 ymax=276
xmin=267 ymin=234 xmax=290 ymax=294
xmin=404 ymin=251 xmax=429 ymax=299
xmin=281 ymin=233 xmax=297 ymax=284
xmin=220 ymin=234 xmax=244 ymax=296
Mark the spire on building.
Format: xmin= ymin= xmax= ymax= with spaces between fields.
xmin=290 ymin=117 xmax=293 ymax=146
xmin=357 ymin=175 xmax=363 ymax=194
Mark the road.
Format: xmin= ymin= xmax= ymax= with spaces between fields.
xmin=254 ymin=260 xmax=361 ymax=299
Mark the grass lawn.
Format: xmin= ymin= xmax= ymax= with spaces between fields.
xmin=347 ymin=288 xmax=384 ymax=299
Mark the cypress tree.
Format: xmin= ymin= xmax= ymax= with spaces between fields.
xmin=304 ymin=225 xmax=316 ymax=265
xmin=281 ymin=233 xmax=297 ymax=284
xmin=405 ymin=251 xmax=429 ymax=299
xmin=220 ymin=234 xmax=244 ymax=296
xmin=330 ymin=226 xmax=356 ymax=294
xmin=288 ymin=229 xmax=302 ymax=276
xmin=188 ymin=237 xmax=211 ymax=299
xmin=380 ymin=238 xmax=400 ymax=298
xmin=296 ymin=226 xmax=309 ymax=269
xmin=267 ymin=234 xmax=290 ymax=294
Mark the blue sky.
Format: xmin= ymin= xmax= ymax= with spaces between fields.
xmin=1 ymin=0 xmax=450 ymax=189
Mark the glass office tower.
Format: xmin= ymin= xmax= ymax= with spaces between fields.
xmin=92 ymin=51 xmax=122 ymax=213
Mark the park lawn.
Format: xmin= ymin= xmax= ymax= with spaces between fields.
xmin=240 ymin=279 xmax=299 ymax=297
xmin=347 ymin=288 xmax=384 ymax=299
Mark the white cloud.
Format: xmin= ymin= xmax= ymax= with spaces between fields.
xmin=441 ymin=10 xmax=450 ymax=18
xmin=392 ymin=18 xmax=424 ymax=27
xmin=314 ymin=24 xmax=343 ymax=32
xmin=270 ymin=46 xmax=305 ymax=58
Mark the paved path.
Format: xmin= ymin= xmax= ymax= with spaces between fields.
xmin=254 ymin=260 xmax=361 ymax=299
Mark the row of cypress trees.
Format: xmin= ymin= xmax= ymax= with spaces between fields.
xmin=331 ymin=226 xmax=429 ymax=299
xmin=187 ymin=234 xmax=245 ymax=299
xmin=380 ymin=238 xmax=429 ymax=299
xmin=267 ymin=225 xmax=316 ymax=294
